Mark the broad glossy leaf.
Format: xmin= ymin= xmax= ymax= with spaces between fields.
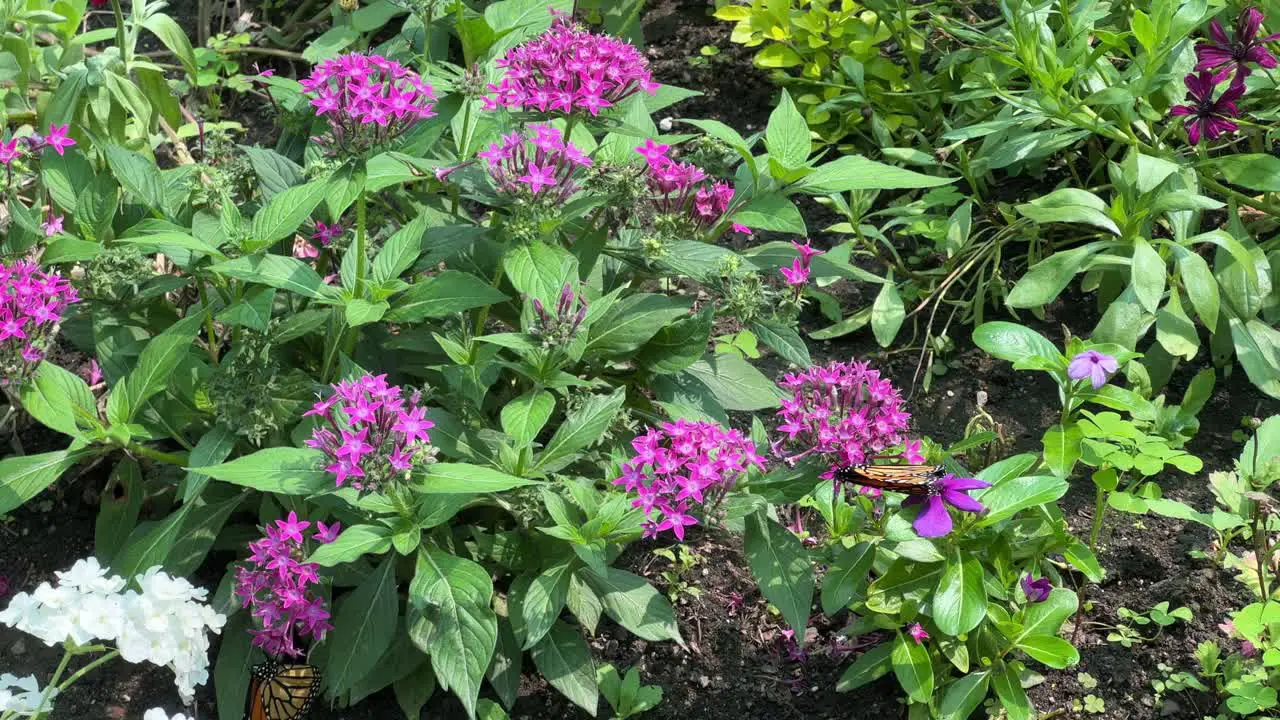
xmin=975 ymin=474 xmax=1068 ymax=526
xmin=531 ymin=621 xmax=598 ymax=715
xmin=820 ymin=542 xmax=874 ymax=614
xmin=414 ymin=463 xmax=539 ymax=494
xmin=972 ymin=322 xmax=1060 ymax=364
xmin=385 ymin=271 xmax=508 ymax=322
xmin=522 ymin=562 xmax=573 ymax=649
xmin=933 ymin=550 xmax=987 ymax=635
xmin=308 ymin=524 xmax=393 ymax=566
xmin=744 ymin=510 xmax=813 ymax=632
xmin=328 ymin=557 xmax=399 ymax=696
xmin=190 ymin=447 xmax=330 ymax=495
xmin=795 ymin=155 xmax=953 ymax=194
xmin=0 ymin=448 xmax=93 ymax=515
xmin=535 ymin=387 xmax=626 ymax=471
xmin=836 ymin=642 xmax=892 ymax=692
xmin=940 ymin=671 xmax=990 ymax=720
xmin=501 ymin=391 xmax=555 ymax=447
xmin=891 ymin=631 xmax=934 ymax=703
xmin=581 ymin=567 xmax=682 ymax=643
xmin=1016 ymin=634 xmax=1079 ymax=668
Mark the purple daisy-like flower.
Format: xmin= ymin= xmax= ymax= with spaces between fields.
xmin=1171 ymin=70 xmax=1243 ymax=144
xmin=1196 ymin=8 xmax=1280 ymax=82
xmin=1021 ymin=575 xmax=1053 ymax=603
xmin=1067 ymin=350 xmax=1119 ymax=389
xmin=904 ymin=473 xmax=991 ymax=538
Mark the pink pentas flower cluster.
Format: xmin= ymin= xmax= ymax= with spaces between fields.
xmin=299 ymin=53 xmax=437 ymax=153
xmin=0 ymin=124 xmax=76 ymax=169
xmin=613 ymin=420 xmax=765 ymax=540
xmin=1 ymin=260 xmax=80 ymax=385
xmin=635 ymin=139 xmax=734 ymax=231
xmin=304 ymin=374 xmax=434 ymax=490
xmin=773 ymin=360 xmax=914 ymax=470
xmin=233 ymin=513 xmax=337 ymax=657
xmin=484 ymin=17 xmax=658 ymax=116
xmin=780 ymin=240 xmax=822 ymax=288
xmin=479 ymin=123 xmax=592 ymax=202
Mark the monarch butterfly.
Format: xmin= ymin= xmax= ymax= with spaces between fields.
xmin=244 ymin=661 xmax=321 ymax=720
xmin=833 ymin=464 xmax=946 ymax=496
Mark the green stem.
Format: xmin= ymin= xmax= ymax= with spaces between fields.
xmin=32 ymin=647 xmax=73 ymax=720
xmin=1200 ymin=176 xmax=1280 ymax=219
xmin=197 ymin=281 xmax=219 ymax=366
xmin=55 ymin=650 xmax=121 ymax=692
xmin=1089 ymin=487 xmax=1109 ymax=550
xmin=127 ymin=443 xmax=189 ymax=466
xmin=472 ymin=260 xmax=505 ymax=337
xmin=1253 ymin=511 xmax=1270 ymax=599
xmin=354 ymin=192 xmax=368 ymax=297
xmin=109 ymin=0 xmax=127 ymax=70
xmin=458 ymin=98 xmax=474 ymax=160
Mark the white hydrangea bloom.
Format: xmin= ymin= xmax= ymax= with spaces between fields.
xmin=0 ymin=673 xmax=57 ymax=716
xmin=143 ymin=708 xmax=190 ymax=720
xmin=0 ymin=559 xmax=226 ymax=704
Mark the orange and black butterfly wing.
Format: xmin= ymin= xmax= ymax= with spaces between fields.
xmin=244 ymin=661 xmax=276 ymax=720
xmin=263 ymin=664 xmax=322 ymax=720
xmin=834 ymin=464 xmax=944 ymax=495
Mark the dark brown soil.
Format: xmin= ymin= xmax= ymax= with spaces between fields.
xmin=4 ymin=2 xmax=1278 ymax=720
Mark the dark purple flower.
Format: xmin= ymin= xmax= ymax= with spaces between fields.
xmin=1067 ymin=350 xmax=1119 ymax=389
xmin=903 ymin=473 xmax=991 ymax=538
xmin=1196 ymin=8 xmax=1280 ymax=82
xmin=1021 ymin=575 xmax=1052 ymax=603
xmin=1171 ymin=71 xmax=1242 ymax=144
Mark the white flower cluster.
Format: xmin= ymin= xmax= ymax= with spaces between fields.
xmin=143 ymin=709 xmax=189 ymax=720
xmin=0 ymin=559 xmax=226 ymax=703
xmin=0 ymin=673 xmax=55 ymax=716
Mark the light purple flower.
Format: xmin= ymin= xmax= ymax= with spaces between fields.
xmin=1171 ymin=70 xmax=1242 ymax=144
xmin=1021 ymin=575 xmax=1052 ymax=603
xmin=41 ymin=214 xmax=63 ymax=237
xmin=904 ymin=473 xmax=991 ymax=538
xmin=1067 ymin=350 xmax=1119 ymax=389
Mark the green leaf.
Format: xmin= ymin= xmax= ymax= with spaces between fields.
xmin=247 ymin=180 xmax=330 ymax=252
xmin=140 ymin=12 xmax=197 ymax=77
xmin=503 ymin=241 xmax=577 ymax=304
xmin=871 ymin=280 xmax=905 ymax=347
xmin=765 ymin=89 xmax=810 ymax=168
xmin=820 ymin=542 xmax=874 ymax=615
xmin=681 ymin=354 xmax=781 ymax=411
xmin=415 ymin=463 xmax=539 ymax=493
xmin=744 ymin=510 xmax=813 ymax=632
xmin=637 ymin=305 xmax=715 ymax=375
xmin=892 ymin=631 xmax=934 ymax=704
xmin=303 ymin=25 xmax=360 ymax=62
xmin=373 ymin=215 xmax=429 ymax=283
xmin=94 ymin=459 xmax=143 ymax=565
xmin=345 ymin=299 xmax=389 ymax=327
xmin=20 ymin=361 xmax=95 ymax=438
xmin=794 ymin=155 xmax=953 ymax=195
xmin=386 ymin=271 xmax=509 ymax=322
xmin=731 ymin=192 xmax=806 ymax=233
xmin=488 ymin=619 xmax=523 ymax=709
xmin=411 ymin=549 xmax=497 ymax=719
xmin=587 ymin=294 xmax=692 ymax=357
xmin=933 ymin=550 xmax=987 ymax=635
xmin=993 ymin=663 xmax=1033 ymax=720
xmin=535 ymin=387 xmax=626 ymax=471
xmin=1174 ymin=247 xmax=1220 ymax=329
xmin=531 ymin=621 xmax=598 ymax=715
xmin=754 ymin=43 xmax=803 ymax=67
xmin=1016 ymin=634 xmax=1079 ymax=669
xmin=975 ymin=474 xmax=1068 ymax=526
xmin=190 ymin=447 xmax=330 ymax=495
xmin=750 ymin=319 xmax=811 ymax=367
xmin=0 ymin=448 xmax=92 ymax=515
xmin=240 ymin=146 xmax=305 ymax=199
xmin=1007 ymin=244 xmax=1103 ymax=308
xmin=972 ymin=322 xmax=1060 ymax=364
xmin=180 ymin=426 xmax=238 ymax=503
xmin=501 ymin=391 xmax=555 ymax=447
xmin=216 ymin=286 xmax=276 ymax=332
xmin=115 ymin=311 xmax=204 ymax=423
xmin=211 ymin=254 xmax=341 ymax=301
xmin=940 ymin=671 xmax=990 ymax=720
xmin=328 ymin=556 xmax=399 ymax=696
xmin=308 ymin=524 xmax=393 ymax=567
xmin=581 ymin=567 xmax=682 ymax=643
xmin=1042 ymin=422 xmax=1083 ymax=478
xmin=1231 ymin=319 xmax=1280 ymax=399
xmin=1131 ymin=237 xmax=1166 ymax=313
xmin=522 ymin=562 xmax=574 ymax=649
xmin=105 ymin=145 xmax=166 ymax=212
xmin=393 ymin=659 xmax=436 ymax=720
xmin=1210 ymin=153 xmax=1280 ymax=192
xmin=836 ymin=642 xmax=893 ymax=692
xmin=1156 ymin=292 xmax=1200 ymax=360
xmin=1015 ymin=188 xmax=1119 ymax=235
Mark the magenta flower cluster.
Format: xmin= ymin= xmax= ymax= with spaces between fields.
xmin=774 ymin=360 xmax=913 ymax=469
xmin=780 ymin=240 xmax=823 ymax=288
xmin=234 ymin=512 xmax=337 ymax=657
xmin=478 ymin=123 xmax=592 ymax=202
xmin=304 ymin=374 xmax=434 ymax=490
xmin=0 ymin=123 xmax=76 ymax=168
xmin=612 ymin=420 xmax=765 ymax=540
xmin=1173 ymin=8 xmax=1280 ymax=144
xmin=483 ymin=17 xmax=658 ymax=116
xmin=635 ymin=139 xmax=734 ymax=231
xmin=0 ymin=260 xmax=80 ymax=384
xmin=299 ymin=53 xmax=437 ymax=153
